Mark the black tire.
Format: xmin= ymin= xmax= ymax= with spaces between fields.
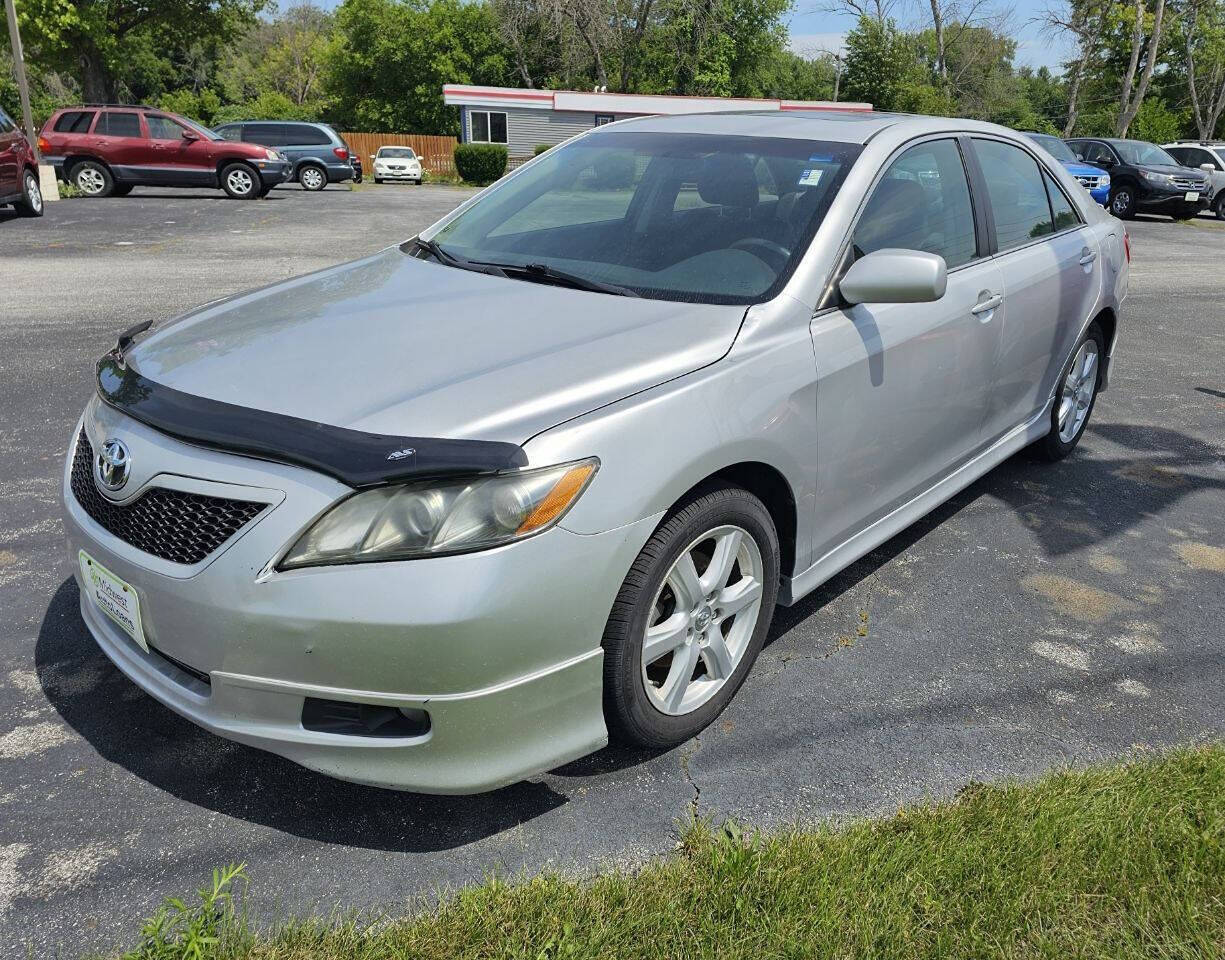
xmin=602 ymin=484 xmax=780 ymax=748
xmin=1034 ymin=321 xmax=1106 ymax=461
xmin=1214 ymin=195 xmax=1225 ymax=221
xmin=1108 ymin=184 xmax=1136 ymax=219
xmin=71 ymin=160 xmax=114 ymax=198
xmin=257 ymin=184 xmax=274 ymax=198
xmin=298 ymin=164 xmax=327 ymax=191
xmin=14 ymin=169 xmax=44 ymax=217
xmin=110 ymin=184 xmax=133 ymax=197
xmin=374 ymin=177 xmax=383 ymax=184
xmin=220 ymin=162 xmax=260 ymax=199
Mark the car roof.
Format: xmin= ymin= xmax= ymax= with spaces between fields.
xmin=594 ymin=110 xmax=1022 ymax=145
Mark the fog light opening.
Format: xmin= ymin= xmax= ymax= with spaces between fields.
xmin=301 ymin=697 xmax=431 ymax=738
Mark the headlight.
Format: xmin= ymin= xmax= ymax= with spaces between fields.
xmin=279 ymin=458 xmax=598 ymax=569
xmin=265 ymin=149 xmax=279 ymax=161
xmin=1140 ymin=170 xmax=1173 ymax=184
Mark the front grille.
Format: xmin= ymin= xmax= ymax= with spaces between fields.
xmin=1075 ymin=174 xmax=1105 ymax=189
xmin=1172 ymin=176 xmax=1203 ymax=191
xmin=71 ymin=430 xmax=264 ymax=565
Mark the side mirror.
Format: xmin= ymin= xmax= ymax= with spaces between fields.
xmin=181 ymin=130 xmax=199 ymax=141
xmin=840 ymin=249 xmax=948 ymax=305
xmin=1201 ymin=163 xmax=1216 ymax=173
xmin=370 ymin=154 xmax=377 ymax=160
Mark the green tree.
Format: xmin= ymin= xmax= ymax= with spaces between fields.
xmin=842 ymin=16 xmax=920 ymax=109
xmin=15 ymin=0 xmax=269 ymax=103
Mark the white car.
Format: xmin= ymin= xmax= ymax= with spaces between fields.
xmin=372 ymin=146 xmax=423 ymax=184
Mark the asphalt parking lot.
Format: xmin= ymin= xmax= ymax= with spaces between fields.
xmin=2 ymin=184 xmax=1223 ymax=955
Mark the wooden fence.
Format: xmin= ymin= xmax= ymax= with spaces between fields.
xmin=341 ymin=132 xmax=458 ymax=176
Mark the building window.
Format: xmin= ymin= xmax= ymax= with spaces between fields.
xmin=594 ymin=114 xmax=615 ymax=126
xmin=470 ymin=110 xmax=507 ymax=144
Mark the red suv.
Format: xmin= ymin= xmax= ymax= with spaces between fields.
xmin=39 ymin=105 xmax=292 ymax=199
xmin=1 ymin=105 xmax=43 ymax=217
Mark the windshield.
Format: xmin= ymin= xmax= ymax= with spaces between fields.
xmin=378 ymin=147 xmax=416 ymax=159
xmin=1114 ymin=140 xmax=1178 ymax=166
xmin=426 ymin=130 xmax=861 ymax=304
xmin=1027 ymin=133 xmax=1076 ymax=163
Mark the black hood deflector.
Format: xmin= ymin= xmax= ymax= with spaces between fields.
xmin=96 ymin=353 xmax=528 ymax=489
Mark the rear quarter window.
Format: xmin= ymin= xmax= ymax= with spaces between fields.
xmin=285 ymin=124 xmax=333 ymax=146
xmin=54 ymin=110 xmax=96 ymax=133
xmin=97 ymin=112 xmax=141 ymax=138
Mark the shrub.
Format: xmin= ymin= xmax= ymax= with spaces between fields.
xmin=454 ymin=143 xmax=508 ymax=185
xmin=533 ymin=143 xmax=551 ymax=156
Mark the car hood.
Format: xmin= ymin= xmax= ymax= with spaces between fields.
xmin=1062 ymin=160 xmax=1109 ymax=178
xmin=1141 ymin=163 xmax=1208 ymax=179
xmin=126 ymin=247 xmax=747 ymax=445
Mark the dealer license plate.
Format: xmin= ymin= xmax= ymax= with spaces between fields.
xmin=1185 ymin=192 xmax=1200 ymax=202
xmin=79 ymin=550 xmax=147 ymax=652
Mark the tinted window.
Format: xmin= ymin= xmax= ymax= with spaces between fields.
xmin=146 ymin=115 xmax=186 ymax=140
xmin=98 ymin=112 xmax=141 ymax=137
xmin=0 ymin=109 xmax=13 ymax=133
xmin=278 ymin=123 xmax=331 ymax=145
xmin=1113 ymin=140 xmax=1177 ymax=166
xmin=242 ymin=124 xmax=290 ymax=146
xmin=1044 ymin=171 xmax=1079 ymax=231
xmin=854 ymin=138 xmax=977 ymax=269
xmin=53 ymin=110 xmax=96 ymax=133
xmin=973 ymin=139 xmax=1055 ymax=250
xmin=215 ymin=124 xmax=244 ymax=142
xmin=1081 ymin=142 xmax=1115 ymax=165
xmin=432 ymin=131 xmax=861 ymax=304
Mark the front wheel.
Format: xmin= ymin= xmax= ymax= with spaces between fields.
xmin=1214 ymin=195 xmax=1225 ymax=221
xmin=1034 ymin=321 xmax=1105 ymax=461
xmin=15 ymin=169 xmax=43 ymax=217
xmin=602 ymin=484 xmax=779 ymax=748
xmin=1109 ymin=185 xmax=1136 ymax=220
xmin=221 ymin=163 xmax=260 ymax=199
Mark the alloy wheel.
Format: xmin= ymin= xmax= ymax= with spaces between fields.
xmin=77 ymin=167 xmax=105 ymax=195
xmin=24 ymin=173 xmax=42 ymax=213
xmin=227 ymin=169 xmax=254 ymax=196
xmin=1057 ymin=339 xmax=1099 ymax=443
xmin=1111 ymin=190 xmax=1131 ymax=217
xmin=641 ymin=525 xmax=765 ymax=716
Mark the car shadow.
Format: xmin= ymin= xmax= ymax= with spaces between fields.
xmin=36 ymin=578 xmax=567 ymax=853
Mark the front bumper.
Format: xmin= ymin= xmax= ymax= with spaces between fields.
xmin=374 ymin=166 xmax=422 ymax=181
xmin=63 ymin=403 xmax=655 ymax=792
xmin=255 ymin=160 xmax=293 ymax=186
xmin=1137 ymin=183 xmax=1209 ymax=210
xmin=1089 ymin=184 xmax=1110 ymax=205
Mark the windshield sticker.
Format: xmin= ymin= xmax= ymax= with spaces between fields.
xmin=797 ymin=168 xmax=824 ymax=187
xmin=808 ymin=154 xmax=834 ymax=163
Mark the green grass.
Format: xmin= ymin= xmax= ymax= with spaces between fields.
xmin=106 ymin=744 xmax=1225 ymax=960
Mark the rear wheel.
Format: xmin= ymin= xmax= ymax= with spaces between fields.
xmin=14 ymin=169 xmax=43 ymax=217
xmin=220 ymin=163 xmax=260 ymax=199
xmin=602 ymin=484 xmax=779 ymax=748
xmin=1034 ymin=321 xmax=1105 ymax=461
xmin=72 ymin=160 xmax=113 ymax=198
xmin=1108 ymin=185 xmax=1136 ymax=219
xmin=298 ymin=165 xmax=326 ymax=191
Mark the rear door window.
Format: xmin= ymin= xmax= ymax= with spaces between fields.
xmin=282 ymin=124 xmax=331 ymax=146
xmin=97 ymin=111 xmax=141 ymax=138
xmin=1044 ymin=171 xmax=1080 ymax=231
xmin=972 ymin=138 xmax=1056 ymax=251
xmin=244 ymin=124 xmax=289 ymax=146
xmin=54 ymin=110 xmax=97 ymax=133
xmin=854 ymin=138 xmax=978 ymax=269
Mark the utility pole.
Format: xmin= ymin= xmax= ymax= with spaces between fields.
xmin=832 ymin=54 xmax=844 ymax=104
xmin=4 ymin=0 xmax=40 ymax=161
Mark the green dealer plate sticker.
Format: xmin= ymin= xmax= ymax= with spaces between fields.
xmin=79 ymin=550 xmax=147 ymax=652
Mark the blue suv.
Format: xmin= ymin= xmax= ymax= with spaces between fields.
xmin=1023 ymin=132 xmax=1110 ymax=206
xmin=214 ymin=121 xmax=353 ymax=191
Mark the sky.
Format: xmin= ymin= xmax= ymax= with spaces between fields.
xmin=312 ymin=0 xmax=1076 ymax=75
xmin=786 ymin=0 xmax=1075 ymax=72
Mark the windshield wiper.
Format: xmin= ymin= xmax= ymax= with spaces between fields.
xmin=474 ymin=260 xmax=640 ymax=298
xmin=410 ymin=236 xmax=506 ymax=277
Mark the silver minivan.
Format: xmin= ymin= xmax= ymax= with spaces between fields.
xmin=64 ymin=112 xmax=1127 ymax=793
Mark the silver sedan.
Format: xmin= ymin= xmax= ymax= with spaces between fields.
xmin=63 ymin=111 xmax=1128 ymax=792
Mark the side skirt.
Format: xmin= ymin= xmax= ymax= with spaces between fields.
xmin=779 ymin=402 xmax=1052 ymax=606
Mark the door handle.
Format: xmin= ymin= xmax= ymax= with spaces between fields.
xmin=971 ymin=293 xmax=1003 ymax=316
xmin=1078 ymin=248 xmax=1097 ymax=265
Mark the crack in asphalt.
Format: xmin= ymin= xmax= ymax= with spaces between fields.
xmin=680 ymin=735 xmax=702 ymax=815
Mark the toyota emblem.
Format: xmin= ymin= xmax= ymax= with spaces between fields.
xmin=95 ymin=437 xmax=132 ymax=491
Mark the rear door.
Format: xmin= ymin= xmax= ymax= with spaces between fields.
xmin=0 ymin=108 xmax=19 ymax=195
xmin=93 ymin=111 xmax=148 ymax=181
xmin=145 ymin=114 xmax=214 ymax=185
xmin=970 ymin=136 xmax=1100 ymax=444
xmin=810 ymin=136 xmax=1005 ymax=556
